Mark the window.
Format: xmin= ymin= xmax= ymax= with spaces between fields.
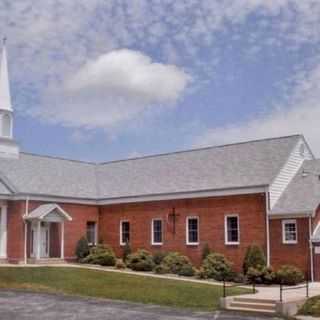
xmin=152 ymin=219 xmax=163 ymax=245
xmin=86 ymin=222 xmax=97 ymax=245
xmin=120 ymin=221 xmax=130 ymax=245
xmin=282 ymin=220 xmax=297 ymax=244
xmin=186 ymin=217 xmax=199 ymax=245
xmin=225 ymin=215 xmax=240 ymax=245
xmin=2 ymin=114 xmax=11 ymax=137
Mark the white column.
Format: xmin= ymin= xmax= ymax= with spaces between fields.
xmin=0 ymin=205 xmax=7 ymax=259
xmin=61 ymin=222 xmax=64 ymax=259
xmin=36 ymin=220 xmax=41 ymax=259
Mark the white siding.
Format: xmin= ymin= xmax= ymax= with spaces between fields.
xmin=269 ymin=138 xmax=313 ymax=208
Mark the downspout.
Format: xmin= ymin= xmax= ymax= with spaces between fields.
xmin=24 ymin=196 xmax=29 ymax=264
xmin=265 ymin=190 xmax=271 ymax=267
xmin=309 ymin=214 xmax=314 ymax=282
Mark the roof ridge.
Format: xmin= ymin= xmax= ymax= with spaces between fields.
xmin=20 ymin=152 xmax=97 ymax=165
xmin=20 ymin=134 xmax=302 ymax=166
xmin=99 ymin=134 xmax=303 ymax=165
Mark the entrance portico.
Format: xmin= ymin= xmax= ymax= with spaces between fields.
xmin=24 ymin=204 xmax=72 ymax=262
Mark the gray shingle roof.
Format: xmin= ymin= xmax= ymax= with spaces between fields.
xmin=0 ymin=135 xmax=301 ymax=200
xmin=0 ymin=154 xmax=97 ymax=199
xmin=96 ymin=135 xmax=300 ymax=199
xmin=25 ymin=203 xmax=72 ymax=221
xmin=271 ymin=159 xmax=320 ymax=215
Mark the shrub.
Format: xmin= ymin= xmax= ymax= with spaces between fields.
xmin=243 ymin=245 xmax=266 ymax=274
xmin=276 ymin=265 xmax=305 ymax=285
xmin=201 ymin=253 xmax=234 ymax=281
xmin=82 ymin=245 xmax=116 ymax=266
xmin=161 ymin=252 xmax=192 ymax=275
xmin=122 ymin=242 xmax=132 ymax=262
xmin=201 ymin=243 xmax=211 ymax=261
xmin=127 ymin=250 xmax=155 ymax=271
xmin=115 ymin=259 xmax=126 ymax=269
xmin=246 ymin=266 xmax=275 ymax=285
xmin=153 ymin=251 xmax=167 ymax=265
xmin=154 ymin=264 xmax=170 ymax=274
xmin=178 ymin=264 xmax=195 ymax=277
xmin=75 ymin=237 xmax=90 ymax=261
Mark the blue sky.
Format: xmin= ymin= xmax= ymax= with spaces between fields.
xmin=1 ymin=1 xmax=320 ymax=161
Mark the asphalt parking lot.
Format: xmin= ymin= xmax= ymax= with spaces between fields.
xmin=0 ymin=290 xmax=283 ymax=320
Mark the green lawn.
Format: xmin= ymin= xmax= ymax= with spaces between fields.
xmin=299 ymin=295 xmax=320 ymax=317
xmin=0 ymin=267 xmax=249 ymax=311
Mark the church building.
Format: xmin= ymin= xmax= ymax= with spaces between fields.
xmin=1 ymin=43 xmax=320 ymax=280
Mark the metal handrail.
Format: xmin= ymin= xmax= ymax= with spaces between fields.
xmin=279 ymin=280 xmax=309 ymax=302
xmin=222 ymin=280 xmax=256 ymax=298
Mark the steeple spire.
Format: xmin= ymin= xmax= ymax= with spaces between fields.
xmin=0 ymin=38 xmax=19 ymax=158
xmin=0 ymin=38 xmax=13 ymax=112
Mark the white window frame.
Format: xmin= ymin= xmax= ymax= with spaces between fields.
xmin=86 ymin=221 xmax=97 ymax=246
xmin=120 ymin=220 xmax=130 ymax=246
xmin=225 ymin=214 xmax=240 ymax=245
xmin=151 ymin=219 xmax=163 ymax=245
xmin=282 ymin=219 xmax=298 ymax=244
xmin=186 ymin=216 xmax=199 ymax=245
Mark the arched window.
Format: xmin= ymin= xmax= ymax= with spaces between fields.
xmin=2 ymin=114 xmax=11 ymax=137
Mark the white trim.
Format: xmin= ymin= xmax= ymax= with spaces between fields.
xmin=86 ymin=221 xmax=98 ymax=246
xmin=61 ymin=222 xmax=64 ymax=259
xmin=0 ymin=203 xmax=7 ymax=258
xmin=224 ymin=214 xmax=240 ymax=245
xmin=282 ymin=219 xmax=298 ymax=244
xmin=151 ymin=219 xmax=163 ymax=246
xmin=265 ymin=191 xmax=271 ymax=266
xmin=120 ymin=220 xmax=130 ymax=246
xmin=309 ymin=216 xmax=314 ymax=282
xmin=186 ymin=216 xmax=199 ymax=246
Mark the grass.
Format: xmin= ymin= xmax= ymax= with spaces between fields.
xmin=0 ymin=267 xmax=249 ymax=311
xmin=299 ymin=295 xmax=320 ymax=317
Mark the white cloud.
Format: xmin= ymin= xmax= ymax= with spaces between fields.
xmin=193 ymin=63 xmax=320 ymax=156
xmin=31 ymin=49 xmax=190 ymax=130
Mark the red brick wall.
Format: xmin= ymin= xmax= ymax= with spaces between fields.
xmin=99 ymin=193 xmax=267 ymax=271
xmin=7 ymin=201 xmax=26 ymax=263
xmin=7 ymin=201 xmax=99 ymax=262
xmin=270 ymin=218 xmax=310 ymax=277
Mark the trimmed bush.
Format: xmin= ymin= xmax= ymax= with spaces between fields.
xmin=115 ymin=259 xmax=126 ymax=269
xmin=161 ymin=252 xmax=192 ymax=275
xmin=82 ymin=245 xmax=116 ymax=266
xmin=201 ymin=253 xmax=234 ymax=281
xmin=243 ymin=245 xmax=266 ymax=274
xmin=75 ymin=237 xmax=90 ymax=261
xmin=276 ymin=265 xmax=305 ymax=285
xmin=122 ymin=242 xmax=132 ymax=262
xmin=154 ymin=264 xmax=170 ymax=274
xmin=127 ymin=250 xmax=155 ymax=271
xmin=153 ymin=251 xmax=167 ymax=265
xmin=201 ymin=243 xmax=211 ymax=261
xmin=246 ymin=266 xmax=275 ymax=285
xmin=178 ymin=264 xmax=195 ymax=277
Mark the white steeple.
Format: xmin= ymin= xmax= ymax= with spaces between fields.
xmin=0 ymin=38 xmax=13 ymax=112
xmin=0 ymin=38 xmax=19 ymax=158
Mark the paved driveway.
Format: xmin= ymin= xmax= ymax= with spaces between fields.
xmin=0 ymin=290 xmax=283 ymax=320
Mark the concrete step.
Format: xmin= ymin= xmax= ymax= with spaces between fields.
xmin=227 ymin=306 xmax=276 ymax=314
xmin=233 ymin=297 xmax=277 ymax=305
xmin=27 ymin=258 xmax=66 ymax=264
xmin=230 ymin=301 xmax=276 ymax=311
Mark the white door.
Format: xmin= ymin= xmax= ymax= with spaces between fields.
xmin=41 ymin=224 xmax=50 ymax=258
xmin=31 ymin=223 xmax=50 ymax=258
